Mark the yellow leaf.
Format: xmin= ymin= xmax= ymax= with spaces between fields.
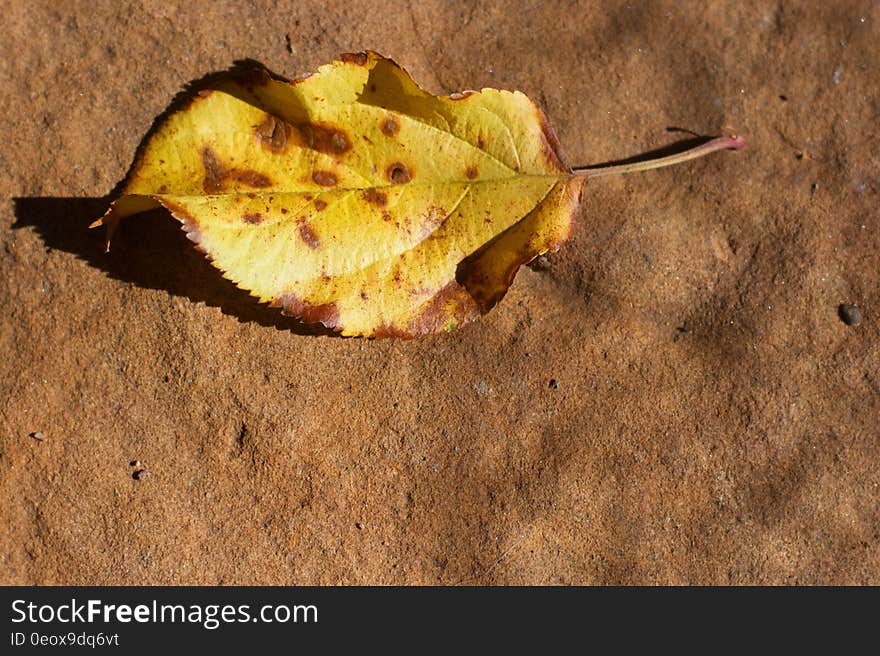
xmin=94 ymin=52 xmax=744 ymax=337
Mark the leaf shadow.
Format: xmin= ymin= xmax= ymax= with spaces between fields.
xmin=573 ymin=132 xmax=722 ymax=171
xmin=11 ymin=59 xmax=336 ymax=336
xmin=11 ymin=197 xmax=335 ymax=335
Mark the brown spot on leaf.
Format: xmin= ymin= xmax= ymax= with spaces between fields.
xmin=465 ymin=165 xmax=479 ymax=179
xmin=314 ymin=199 xmax=328 ymax=211
xmin=242 ymin=213 xmax=263 ymax=225
xmin=201 ymin=147 xmax=226 ymax=193
xmin=276 ymin=293 xmax=341 ymax=329
xmin=255 ymin=115 xmax=291 ymax=153
xmin=202 ymin=146 xmax=272 ymax=191
xmin=298 ymin=221 xmax=320 ymax=249
xmin=386 ymin=162 xmax=411 ymax=184
xmin=380 ymin=116 xmax=400 ymax=136
xmin=234 ymin=169 xmax=272 ymax=188
xmin=341 ymin=52 xmax=368 ymax=66
xmin=312 ymin=170 xmax=338 ymax=186
xmin=260 ymin=115 xmax=352 ymax=156
xmin=362 ymin=189 xmax=387 ymax=207
xmin=297 ymin=122 xmax=352 ymax=155
xmin=406 ymin=281 xmax=480 ymax=336
xmin=280 ymin=208 xmax=288 ymax=214
xmin=448 ymin=90 xmax=476 ymax=101
xmin=477 ymin=136 xmax=486 ymax=149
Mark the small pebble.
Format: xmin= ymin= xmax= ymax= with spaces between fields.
xmin=838 ymin=304 xmax=862 ymax=326
xmin=29 ymin=431 xmax=45 ymax=441
xmin=548 ymin=379 xmax=559 ymax=389
xmin=132 ymin=469 xmax=149 ymax=481
xmin=129 ymin=460 xmax=141 ymax=467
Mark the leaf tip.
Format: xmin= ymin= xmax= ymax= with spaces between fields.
xmin=90 ymin=209 xmax=120 ymax=253
xmin=718 ymin=126 xmax=747 ymax=151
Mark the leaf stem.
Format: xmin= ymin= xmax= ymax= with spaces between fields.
xmin=571 ymin=134 xmax=746 ymax=178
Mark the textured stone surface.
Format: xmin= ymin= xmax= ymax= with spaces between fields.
xmin=1 ymin=0 xmax=877 ymax=584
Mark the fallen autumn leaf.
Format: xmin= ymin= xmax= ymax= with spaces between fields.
xmin=93 ymin=51 xmax=744 ymax=337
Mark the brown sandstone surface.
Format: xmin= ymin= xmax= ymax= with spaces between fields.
xmin=1 ymin=0 xmax=877 ymax=584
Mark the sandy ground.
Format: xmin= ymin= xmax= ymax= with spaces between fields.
xmin=1 ymin=0 xmax=878 ymax=584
